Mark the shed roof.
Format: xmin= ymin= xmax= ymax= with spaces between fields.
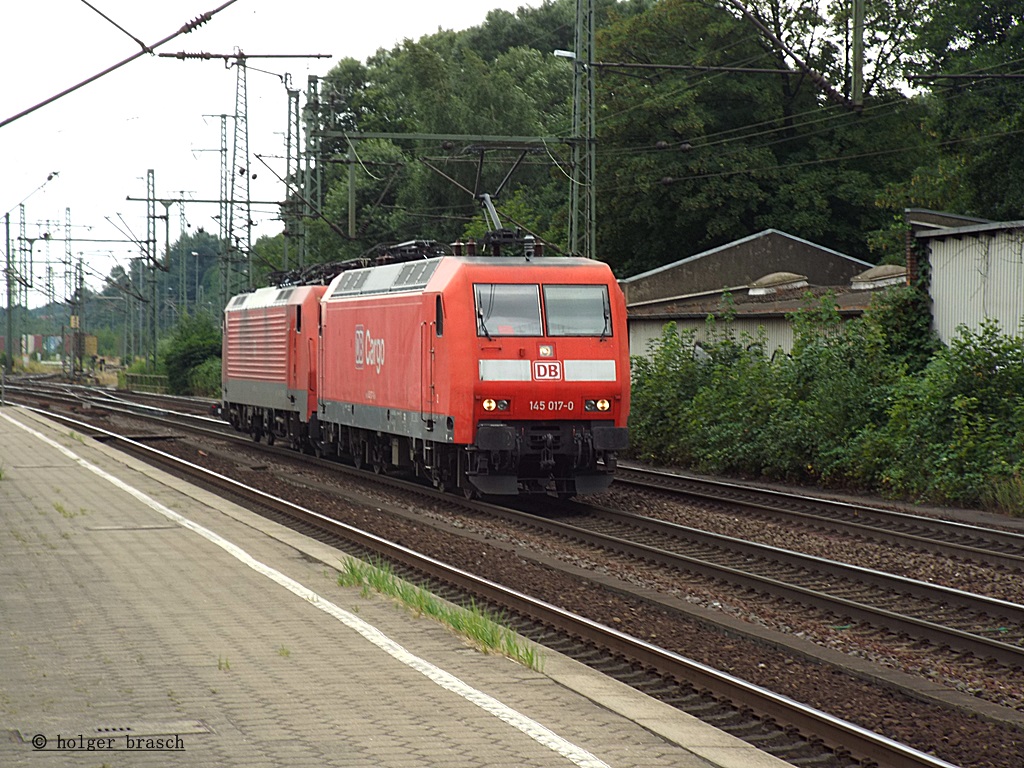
xmin=914 ymin=219 xmax=1024 ymax=240
xmin=904 ymin=208 xmax=991 ymax=233
xmin=621 ymin=229 xmax=872 ymax=308
xmin=626 ymin=284 xmax=882 ymax=321
xmin=621 ymin=229 xmax=868 ymax=285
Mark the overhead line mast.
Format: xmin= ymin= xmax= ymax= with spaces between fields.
xmin=569 ymin=0 xmax=596 ymax=260
xmin=308 ymin=2 xmax=596 ymax=261
xmin=159 ymin=51 xmax=331 ymax=306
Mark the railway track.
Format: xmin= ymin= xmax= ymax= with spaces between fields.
xmin=22 ymin=380 xmax=1024 ymax=576
xmin=11 ymin=403 xmax=963 ymax=768
xmin=2 ymin=382 xmax=230 ymax=436
xmin=503 ymin=500 xmax=1024 ymax=667
xmin=616 ymin=464 xmax=1024 ymax=570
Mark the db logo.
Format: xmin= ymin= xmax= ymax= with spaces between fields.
xmin=355 ymin=326 xmax=365 ymax=368
xmin=533 ymin=361 xmax=562 ymax=380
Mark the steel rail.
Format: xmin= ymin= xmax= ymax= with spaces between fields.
xmin=3 ymin=384 xmax=229 ymax=434
xmin=488 ymin=502 xmax=1024 ymax=667
xmin=617 ymin=465 xmax=1024 ymax=570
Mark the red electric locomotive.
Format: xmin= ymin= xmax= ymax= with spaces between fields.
xmin=222 ymin=239 xmax=630 ymax=497
xmin=221 ymin=283 xmax=326 ymax=449
xmin=309 ymin=241 xmax=630 ymax=497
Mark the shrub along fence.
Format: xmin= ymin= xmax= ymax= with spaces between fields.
xmin=629 ymin=288 xmax=1024 ymax=513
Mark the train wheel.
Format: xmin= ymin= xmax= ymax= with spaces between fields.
xmin=266 ymin=431 xmax=275 ymax=446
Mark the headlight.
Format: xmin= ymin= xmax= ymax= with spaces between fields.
xmin=585 ymin=399 xmax=611 ymax=412
xmin=483 ymin=398 xmax=510 ymax=412
xmin=596 ymin=398 xmax=610 ymax=411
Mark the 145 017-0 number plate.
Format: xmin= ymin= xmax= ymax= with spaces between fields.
xmin=528 ymin=400 xmax=574 ymax=412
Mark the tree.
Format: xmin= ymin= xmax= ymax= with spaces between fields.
xmin=594 ymin=0 xmax=935 ymax=275
xmin=271 ymin=0 xmax=1021 ymax=283
xmin=314 ymin=25 xmax=578 ymax=256
xmin=162 ymin=313 xmax=221 ymax=396
xmin=893 ymin=1 xmax=1024 ymax=218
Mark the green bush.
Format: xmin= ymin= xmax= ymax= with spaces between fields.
xmin=163 ymin=313 xmax=221 ymax=395
xmin=866 ymin=320 xmax=1024 ymax=506
xmin=628 ymin=287 xmax=1023 ymax=510
xmin=188 ymin=357 xmax=222 ymax=398
xmin=678 ymin=329 xmax=793 ymax=478
xmin=781 ymin=291 xmax=918 ymax=485
xmin=629 ymin=322 xmax=707 ymax=463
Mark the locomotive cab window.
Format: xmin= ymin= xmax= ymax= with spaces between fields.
xmin=543 ymin=285 xmax=611 ymax=336
xmin=474 ymin=284 xmax=542 ymax=337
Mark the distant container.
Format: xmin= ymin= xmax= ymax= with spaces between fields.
xmin=22 ymin=334 xmax=44 ymax=354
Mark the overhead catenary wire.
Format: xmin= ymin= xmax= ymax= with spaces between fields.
xmin=78 ymin=0 xmax=152 ymax=53
xmin=585 ymin=53 xmax=1024 ymax=199
xmin=568 ymin=51 xmax=1024 ymax=198
xmin=0 ymin=0 xmax=241 ymax=130
xmin=620 ymin=124 xmax=1024 ymax=193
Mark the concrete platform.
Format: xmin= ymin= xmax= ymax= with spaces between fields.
xmin=0 ymin=406 xmax=790 ymax=768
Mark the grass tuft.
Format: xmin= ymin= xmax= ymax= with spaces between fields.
xmin=52 ymin=502 xmax=85 ymax=519
xmin=983 ymin=472 xmax=1024 ymax=517
xmin=337 ymin=558 xmax=543 ymax=671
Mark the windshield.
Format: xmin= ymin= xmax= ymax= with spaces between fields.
xmin=543 ymin=285 xmax=611 ymax=337
xmin=474 ymin=284 xmax=542 ymax=337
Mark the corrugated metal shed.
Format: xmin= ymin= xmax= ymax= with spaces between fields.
xmin=916 ymin=220 xmax=1024 ymax=344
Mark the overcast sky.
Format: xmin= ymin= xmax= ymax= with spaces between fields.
xmin=1 ymin=0 xmax=538 ymax=306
